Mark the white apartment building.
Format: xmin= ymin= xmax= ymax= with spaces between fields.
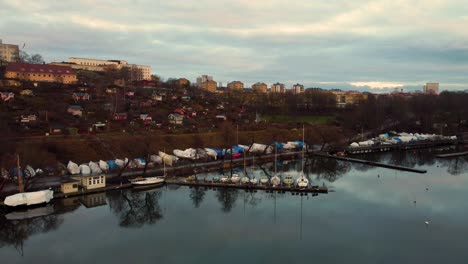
xmin=196 ymin=75 xmax=213 ymax=86
xmin=68 ymin=57 xmax=151 ymax=81
xmin=291 ymin=83 xmax=305 ymax=94
xmin=271 ymin=82 xmax=285 ymax=93
xmin=0 ymin=39 xmax=19 ymax=62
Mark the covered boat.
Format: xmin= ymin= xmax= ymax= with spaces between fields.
xmin=99 ymin=160 xmax=109 ymax=171
xmin=67 ymin=161 xmax=80 ymax=175
xmin=24 ymin=165 xmax=36 ymax=178
xmin=150 ymin=155 xmax=163 ymax=164
xmin=173 ymin=148 xmax=197 ymax=160
xmin=249 ymin=143 xmax=273 ymax=154
xmin=204 ymin=148 xmax=219 ymax=160
xmin=159 ymin=151 xmax=178 ymax=166
xmin=115 ymin=158 xmax=129 ymax=168
xmin=89 ymin=162 xmax=102 ymax=174
xmin=79 ymin=164 xmax=91 ymax=175
xmin=4 ymin=189 xmax=54 ymax=207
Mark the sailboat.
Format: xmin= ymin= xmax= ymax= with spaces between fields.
xmin=270 ymin=145 xmax=281 ymax=186
xmin=249 ymin=154 xmax=258 ymax=185
xmin=3 ymin=155 xmax=54 ymax=207
xmin=283 ymin=173 xmax=294 ymax=186
xmin=240 ymin=153 xmax=250 ymax=184
xmin=296 ymin=125 xmax=309 ymax=188
xmin=130 ymin=156 xmax=166 ymax=188
xmin=220 ymin=174 xmax=230 ymax=183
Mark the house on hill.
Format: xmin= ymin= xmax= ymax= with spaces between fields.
xmin=4 ymin=62 xmax=77 ymax=84
xmin=0 ymin=92 xmax=14 ymax=102
xmin=67 ymin=105 xmax=83 ymax=117
xmin=72 ymin=92 xmax=90 ymax=102
xmin=168 ymin=113 xmax=184 ymax=125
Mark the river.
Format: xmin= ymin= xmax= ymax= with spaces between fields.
xmin=1 ymin=147 xmax=468 ymax=263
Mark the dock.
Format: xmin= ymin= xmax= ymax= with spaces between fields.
xmin=343 ymin=139 xmax=457 ymax=155
xmin=436 ymin=151 xmax=468 ymax=158
xmin=314 ymin=153 xmax=427 ymax=173
xmin=166 ymin=178 xmax=328 ymax=194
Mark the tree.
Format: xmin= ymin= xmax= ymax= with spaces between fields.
xmin=18 ymin=51 xmax=44 ymax=64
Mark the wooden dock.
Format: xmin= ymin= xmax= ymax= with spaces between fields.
xmin=53 ymin=183 xmax=132 ymax=199
xmin=166 ymin=179 xmax=328 ymax=193
xmin=314 ymin=153 xmax=427 ymax=173
xmin=436 ymin=151 xmax=468 ymax=158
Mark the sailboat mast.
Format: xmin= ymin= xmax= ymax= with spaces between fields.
xmin=302 ymin=124 xmax=305 ymax=173
xmin=17 ymin=154 xmax=24 ymax=193
xmin=274 ymin=144 xmax=277 ymax=176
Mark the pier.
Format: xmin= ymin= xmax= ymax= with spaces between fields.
xmin=342 ymin=139 xmax=457 ymax=155
xmin=436 ymin=151 xmax=468 ymax=158
xmin=314 ymin=153 xmax=427 ymax=173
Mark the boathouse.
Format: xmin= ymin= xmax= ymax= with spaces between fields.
xmin=72 ymin=174 xmax=106 ymax=190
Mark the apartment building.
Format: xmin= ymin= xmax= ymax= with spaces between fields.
xmin=271 ymin=82 xmax=285 ymax=93
xmin=68 ymin=57 xmax=151 ymax=81
xmin=0 ymin=39 xmax=19 ymax=62
xmin=291 ymin=83 xmax=305 ymax=94
xmin=227 ymin=81 xmax=244 ymax=91
xmin=252 ymin=82 xmax=268 ymax=93
xmin=423 ymin=82 xmax=439 ymax=95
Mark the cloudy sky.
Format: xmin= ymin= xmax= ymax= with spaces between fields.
xmin=1 ymin=0 xmax=468 ymax=91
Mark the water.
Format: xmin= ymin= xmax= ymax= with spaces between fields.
xmin=1 ymin=148 xmax=468 ymax=263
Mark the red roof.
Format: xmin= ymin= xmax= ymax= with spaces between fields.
xmin=6 ymin=62 xmax=76 ymax=75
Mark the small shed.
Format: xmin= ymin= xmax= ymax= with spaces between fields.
xmin=60 ymin=178 xmax=80 ymax=194
xmin=72 ymin=174 xmax=106 ymax=190
xmin=168 ymin=113 xmax=184 ymax=125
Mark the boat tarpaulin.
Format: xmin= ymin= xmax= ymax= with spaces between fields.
xmin=4 ymin=189 xmax=54 ymax=207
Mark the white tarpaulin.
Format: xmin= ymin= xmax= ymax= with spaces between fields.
xmin=4 ymin=190 xmax=54 ymax=207
xmin=67 ymin=161 xmax=80 ymax=175
xmin=89 ymin=162 xmax=102 ymax=174
xmin=99 ymin=160 xmax=109 ymax=171
xmin=159 ymin=151 xmax=178 ymax=166
xmin=150 ymin=155 xmax=162 ymax=164
xmin=79 ymin=164 xmax=91 ymax=175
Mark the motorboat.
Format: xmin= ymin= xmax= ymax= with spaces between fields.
xmin=241 ymin=175 xmax=250 ymax=184
xmin=220 ymin=174 xmax=230 ymax=183
xmin=260 ymin=176 xmax=269 ymax=184
xmin=296 ymin=173 xmax=309 ymax=188
xmin=249 ymin=177 xmax=258 ymax=185
xmin=270 ymin=175 xmax=281 ymax=186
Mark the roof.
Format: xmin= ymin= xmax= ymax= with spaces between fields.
xmin=61 ymin=178 xmax=80 ymax=184
xmin=6 ymin=62 xmax=76 ymax=75
xmin=68 ymin=105 xmax=83 ymax=110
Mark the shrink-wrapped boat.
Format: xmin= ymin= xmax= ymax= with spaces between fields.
xmin=67 ymin=161 xmax=80 ymax=175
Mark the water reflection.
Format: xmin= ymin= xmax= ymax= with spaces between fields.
xmin=189 ymin=186 xmax=206 ymax=208
xmin=107 ymin=188 xmax=163 ymax=228
xmin=215 ymin=188 xmax=239 ymax=213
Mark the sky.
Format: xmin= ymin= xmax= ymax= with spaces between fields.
xmin=1 ymin=0 xmax=468 ymax=92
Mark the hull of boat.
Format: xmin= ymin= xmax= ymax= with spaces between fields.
xmin=131 ymin=177 xmax=165 ymax=187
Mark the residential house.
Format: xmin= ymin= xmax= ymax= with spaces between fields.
xmin=71 ymin=174 xmax=106 ymax=190
xmin=105 ymin=88 xmax=117 ymax=94
xmin=331 ymin=90 xmax=368 ymax=106
xmin=114 ymin=112 xmax=128 ymax=121
xmin=152 ymin=93 xmax=163 ymax=101
xmin=60 ymin=178 xmax=80 ymax=194
xmin=168 ymin=113 xmax=184 ymax=125
xmin=67 ymin=105 xmax=84 ymax=117
xmin=216 ymin=114 xmax=227 ymax=121
xmin=139 ymin=100 xmax=156 ymax=108
xmin=0 ymin=92 xmax=14 ymax=102
xmin=291 ymin=83 xmax=304 ymax=94
xmin=175 ymin=78 xmax=190 ymax=88
xmin=125 ymin=91 xmax=135 ymax=97
xmin=72 ymin=92 xmax=90 ymax=102
xmin=49 ymin=123 xmax=65 ymax=134
xmin=174 ymin=108 xmax=186 ymax=115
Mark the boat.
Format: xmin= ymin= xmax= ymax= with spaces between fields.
xmin=67 ymin=161 xmax=80 ymax=175
xmin=130 ymin=176 xmax=165 ymax=187
xmin=98 ymin=160 xmax=109 ymax=171
xmin=220 ymin=174 xmax=230 ymax=183
xmin=296 ymin=125 xmax=309 ymax=189
xmin=212 ymin=175 xmax=221 ymax=183
xmin=4 ymin=155 xmax=54 ymax=207
xmin=249 ymin=177 xmax=258 ymax=185
xmin=260 ymin=176 xmax=269 ymax=184
xmin=284 ymin=174 xmax=294 ymax=186
xmin=186 ymin=175 xmax=196 ymax=181
xmin=270 ymin=144 xmax=281 ymax=186
xmin=231 ymin=173 xmax=241 ymax=183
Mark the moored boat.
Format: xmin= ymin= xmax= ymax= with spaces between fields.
xmin=231 ymin=173 xmax=241 ymax=183
xmin=130 ymin=177 xmax=165 ymax=187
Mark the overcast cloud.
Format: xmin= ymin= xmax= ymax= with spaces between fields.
xmin=1 ymin=0 xmax=468 ymax=91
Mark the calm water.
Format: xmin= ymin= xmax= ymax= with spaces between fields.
xmin=1 ymin=147 xmax=468 ymax=264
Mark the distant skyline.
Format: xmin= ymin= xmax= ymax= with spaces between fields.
xmin=1 ymin=0 xmax=468 ymax=92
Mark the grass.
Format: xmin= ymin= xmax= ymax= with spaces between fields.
xmin=262 ymin=115 xmax=334 ymax=124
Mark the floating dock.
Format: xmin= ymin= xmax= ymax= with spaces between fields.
xmin=436 ymin=151 xmax=468 ymax=158
xmin=166 ymin=178 xmax=328 ymax=193
xmin=343 ymin=140 xmax=457 ymax=154
xmin=314 ymin=153 xmax=427 ymax=173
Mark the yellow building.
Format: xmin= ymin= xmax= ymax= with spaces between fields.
xmin=252 ymin=82 xmax=267 ymax=93
xmin=331 ymin=91 xmax=368 ymax=106
xmin=175 ymin=78 xmax=190 ymax=88
xmin=5 ymin=62 xmax=77 ymax=84
xmin=60 ymin=179 xmax=80 ymax=194
xmin=200 ymin=80 xmax=217 ymax=92
xmin=50 ymin=62 xmax=106 ymax=72
xmin=72 ymin=174 xmax=106 ymax=190
xmin=68 ymin=57 xmax=151 ymax=80
xmin=227 ymin=81 xmax=244 ymax=91
xmin=0 ymin=39 xmax=19 ymax=62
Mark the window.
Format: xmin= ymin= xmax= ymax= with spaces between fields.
xmin=72 ymin=184 xmax=78 ymax=188
xmin=88 ymin=178 xmax=92 ymax=185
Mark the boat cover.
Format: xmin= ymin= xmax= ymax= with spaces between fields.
xmin=89 ymin=162 xmax=102 ymax=174
xmin=67 ymin=161 xmax=80 ymax=175
xmin=24 ymin=165 xmax=36 ymax=178
xmin=106 ymin=160 xmax=118 ymax=169
xmin=79 ymin=164 xmax=91 ymax=175
xmin=99 ymin=160 xmax=109 ymax=171
xmin=4 ymin=189 xmax=54 ymax=207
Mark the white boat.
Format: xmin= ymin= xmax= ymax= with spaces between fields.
xmin=79 ymin=164 xmax=91 ymax=175
xmin=220 ymin=174 xmax=230 ymax=183
xmin=4 ymin=189 xmax=54 ymax=207
xmin=260 ymin=176 xmax=269 ymax=184
xmin=99 ymin=160 xmax=109 ymax=171
xmin=249 ymin=177 xmax=258 ymax=185
xmin=89 ymin=162 xmax=102 ymax=174
xmin=241 ymin=176 xmax=250 ymax=184
xmin=270 ymin=145 xmax=281 ymax=186
xmin=296 ymin=173 xmax=309 ymax=188
xmin=130 ymin=177 xmax=165 ymax=187
xmin=67 ymin=161 xmax=80 ymax=175
xmin=24 ymin=165 xmax=36 ymax=178
xmin=271 ymin=175 xmax=281 ymax=186
xmin=231 ymin=173 xmax=241 ymax=183
xmin=284 ymin=174 xmax=294 ymax=186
